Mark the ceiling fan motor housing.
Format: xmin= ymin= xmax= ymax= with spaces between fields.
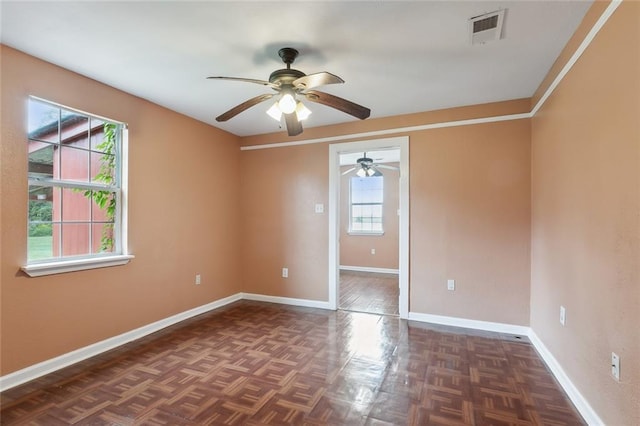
xmin=269 ymin=68 xmax=305 ymax=85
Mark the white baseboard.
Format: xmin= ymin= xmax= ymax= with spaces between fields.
xmin=0 ymin=292 xmax=243 ymax=392
xmin=241 ymin=293 xmax=332 ymax=310
xmin=527 ymin=330 xmax=604 ymax=426
xmin=408 ymin=311 xmax=530 ymax=336
xmin=339 ymin=265 xmax=399 ymax=274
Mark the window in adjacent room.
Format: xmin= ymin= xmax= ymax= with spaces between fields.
xmin=25 ymin=97 xmax=129 ymax=272
xmin=349 ymin=175 xmax=384 ymax=234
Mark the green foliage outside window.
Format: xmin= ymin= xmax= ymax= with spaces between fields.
xmin=28 ymin=201 xmax=52 ymax=237
xmin=83 ymin=122 xmax=117 ymax=252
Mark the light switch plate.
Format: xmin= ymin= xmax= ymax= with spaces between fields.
xmin=611 ymin=352 xmax=620 ymax=381
xmin=315 ymin=203 xmax=324 ymax=213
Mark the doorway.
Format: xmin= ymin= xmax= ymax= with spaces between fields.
xmin=328 ymin=137 xmax=409 ymax=319
xmin=338 ymin=148 xmax=401 ymax=316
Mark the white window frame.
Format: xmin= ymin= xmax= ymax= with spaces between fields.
xmin=348 ymin=175 xmax=384 ymax=236
xmin=21 ymin=97 xmax=133 ymax=277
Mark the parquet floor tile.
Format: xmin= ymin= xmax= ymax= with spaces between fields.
xmin=1 ymin=301 xmax=586 ymax=425
xmin=339 ymin=271 xmax=399 ymax=316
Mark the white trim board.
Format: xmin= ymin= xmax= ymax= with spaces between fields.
xmin=241 ymin=293 xmax=332 ymax=310
xmin=242 ymin=113 xmax=529 ymax=151
xmin=408 ymin=311 xmax=530 ymax=336
xmin=340 ymin=265 xmax=399 ymax=274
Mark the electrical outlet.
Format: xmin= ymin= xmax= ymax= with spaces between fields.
xmin=371 ymin=248 xmax=376 ymax=255
xmin=195 ymin=274 xmax=201 ymax=285
xmin=447 ymin=279 xmax=455 ymax=291
xmin=282 ymin=267 xmax=288 ymax=278
xmin=611 ymin=352 xmax=620 ymax=381
xmin=560 ymin=306 xmax=566 ymax=326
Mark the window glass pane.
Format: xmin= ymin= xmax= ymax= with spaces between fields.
xmin=90 ymin=151 xmax=115 ymax=184
xmin=61 ymin=223 xmax=90 ymax=257
xmin=51 ymin=186 xmax=62 ymax=221
xmin=92 ymin=223 xmax=115 ymax=254
xmin=91 ymin=190 xmax=116 ymax=222
xmin=28 ymin=185 xmax=53 ymax=212
xmin=28 ymin=223 xmax=58 ymax=261
xmin=28 ymin=99 xmax=59 ymax=143
xmin=350 ymin=175 xmax=384 ymax=232
xmin=360 ymin=204 xmax=374 ymax=217
xmin=28 ymin=189 xmax=54 ymax=259
xmin=351 ymin=176 xmax=383 ymax=204
xmin=60 ymin=110 xmax=89 ymax=149
xmin=61 ymin=187 xmax=91 ymax=221
xmin=60 ymin=146 xmax=89 ymax=181
xmin=28 ymin=143 xmax=58 ymax=180
xmin=372 ymin=204 xmax=383 ymax=218
xmin=89 ymin=119 xmax=108 ymax=152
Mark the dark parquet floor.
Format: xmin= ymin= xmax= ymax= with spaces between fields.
xmin=0 ymin=301 xmax=585 ymax=425
xmin=339 ymin=271 xmax=399 ymax=316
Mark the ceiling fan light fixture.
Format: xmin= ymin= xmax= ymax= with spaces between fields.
xmin=356 ymin=166 xmax=381 ymax=177
xmin=278 ymin=93 xmax=296 ymax=114
xmin=295 ymin=101 xmax=312 ymax=121
xmin=266 ymin=102 xmax=282 ymax=121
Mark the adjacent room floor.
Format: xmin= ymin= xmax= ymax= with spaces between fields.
xmin=339 ymin=270 xmax=399 ymax=316
xmin=0 ymin=301 xmax=585 ymax=425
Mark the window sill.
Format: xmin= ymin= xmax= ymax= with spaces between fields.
xmin=347 ymin=231 xmax=385 ymax=236
xmin=21 ymin=254 xmax=134 ymax=277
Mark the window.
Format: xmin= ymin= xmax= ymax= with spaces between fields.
xmin=349 ymin=176 xmax=383 ymax=233
xmin=24 ymin=97 xmax=131 ymax=275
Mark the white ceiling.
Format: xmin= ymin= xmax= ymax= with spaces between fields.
xmin=0 ymin=1 xmax=592 ymax=137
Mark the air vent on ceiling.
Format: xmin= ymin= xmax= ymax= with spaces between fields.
xmin=469 ymin=9 xmax=505 ymax=45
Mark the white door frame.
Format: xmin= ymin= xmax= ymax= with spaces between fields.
xmin=328 ymin=136 xmax=409 ymax=318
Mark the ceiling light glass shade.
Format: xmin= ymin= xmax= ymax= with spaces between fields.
xmin=295 ymin=102 xmax=312 ymax=121
xmin=278 ymin=93 xmax=296 ymax=114
xmin=266 ymin=102 xmax=282 ymax=121
xmin=356 ymin=166 xmax=382 ymax=177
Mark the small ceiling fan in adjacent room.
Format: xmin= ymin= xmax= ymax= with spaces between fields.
xmin=342 ymin=153 xmax=399 ymax=177
xmin=208 ymin=47 xmax=371 ymax=136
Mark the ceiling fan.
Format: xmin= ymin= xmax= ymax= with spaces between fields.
xmin=342 ymin=153 xmax=399 ymax=177
xmin=208 ymin=47 xmax=371 ymax=137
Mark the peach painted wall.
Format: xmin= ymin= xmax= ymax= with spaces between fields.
xmin=240 ymin=143 xmax=329 ymax=301
xmin=410 ymin=120 xmax=531 ymax=324
xmin=0 ymin=46 xmax=242 ymax=375
xmin=530 ymin=2 xmax=639 ymax=424
xmin=339 ymin=164 xmax=399 ymax=270
xmin=240 ymin=101 xmax=532 ymax=326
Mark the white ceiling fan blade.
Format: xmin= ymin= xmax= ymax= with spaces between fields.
xmin=341 ymin=167 xmax=357 ymax=176
xmin=375 ymin=164 xmax=400 ymax=171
